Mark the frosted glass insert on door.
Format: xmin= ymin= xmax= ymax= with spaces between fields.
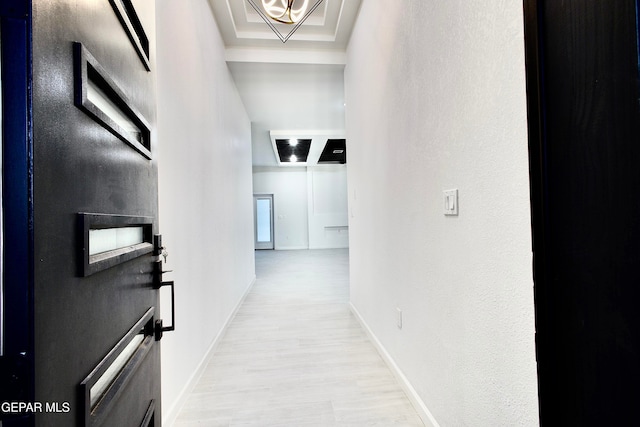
xmin=90 ymin=333 xmax=144 ymax=408
xmin=89 ymin=226 xmax=145 ymax=255
xmin=256 ymin=199 xmax=272 ymax=242
xmin=254 ymin=195 xmax=274 ymax=250
xmin=87 ymin=77 xmax=143 ymax=142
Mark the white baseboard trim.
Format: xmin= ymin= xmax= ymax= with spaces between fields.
xmin=162 ymin=275 xmax=257 ymax=427
xmin=349 ymin=302 xmax=440 ymax=427
xmin=308 ymin=244 xmax=350 ymax=250
xmin=274 ymin=245 xmax=308 ymax=250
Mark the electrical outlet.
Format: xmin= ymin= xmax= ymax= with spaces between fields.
xmin=396 ymin=308 xmax=403 ymax=329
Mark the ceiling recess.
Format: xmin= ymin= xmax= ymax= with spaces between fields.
xmin=275 ymin=139 xmax=312 ymax=163
xmin=208 ymin=0 xmax=362 ymax=52
xmin=318 ymin=139 xmax=346 ymax=164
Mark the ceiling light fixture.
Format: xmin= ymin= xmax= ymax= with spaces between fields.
xmin=262 ymin=0 xmax=309 ymax=24
xmin=246 ymin=0 xmax=324 ymax=43
xmin=289 ymin=139 xmax=298 ymax=146
xmin=290 ymin=154 xmax=298 ymax=162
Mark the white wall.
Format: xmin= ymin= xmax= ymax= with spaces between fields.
xmin=229 ymin=62 xmax=346 ymax=168
xmin=346 ymin=2 xmax=539 ymax=426
xmin=307 ymin=166 xmax=349 ymax=249
xmin=253 ymin=166 xmax=309 ymax=250
xmin=156 ymin=0 xmax=255 ymax=423
xmin=252 ymin=166 xmax=349 ymax=250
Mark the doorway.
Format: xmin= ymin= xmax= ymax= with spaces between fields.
xmin=524 ymin=0 xmax=640 ymax=424
xmin=254 ymin=194 xmax=274 ymax=250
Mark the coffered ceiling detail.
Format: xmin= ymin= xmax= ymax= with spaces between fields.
xmin=208 ymin=0 xmax=361 ymax=61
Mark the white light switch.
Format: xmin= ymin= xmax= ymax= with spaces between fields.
xmin=444 ymin=189 xmax=458 ymax=216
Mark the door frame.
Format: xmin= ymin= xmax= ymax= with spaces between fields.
xmin=522 ymin=0 xmax=548 ymax=421
xmin=0 ymin=1 xmax=34 ymax=422
xmin=253 ymin=194 xmax=274 ymax=250
xmin=523 ymin=0 xmax=640 ymax=423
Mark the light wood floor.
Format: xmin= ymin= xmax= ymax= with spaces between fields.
xmin=172 ymin=249 xmax=424 ymax=426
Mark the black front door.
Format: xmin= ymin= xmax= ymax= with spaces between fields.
xmin=525 ymin=0 xmax=640 ymax=424
xmin=3 ymin=0 xmax=165 ymax=426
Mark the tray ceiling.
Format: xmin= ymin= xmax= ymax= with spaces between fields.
xmin=208 ymin=0 xmax=362 ymax=54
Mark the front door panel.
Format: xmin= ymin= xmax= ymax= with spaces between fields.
xmin=31 ymin=1 xmax=160 ymax=425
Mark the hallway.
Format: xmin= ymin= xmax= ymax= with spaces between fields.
xmin=173 ymin=249 xmax=424 ymax=426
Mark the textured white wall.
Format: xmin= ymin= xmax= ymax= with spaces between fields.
xmin=156 ymin=0 xmax=255 ymax=423
xmin=307 ymin=166 xmax=349 ymax=249
xmin=253 ymin=167 xmax=310 ymax=250
xmin=346 ymin=1 xmax=539 ymax=426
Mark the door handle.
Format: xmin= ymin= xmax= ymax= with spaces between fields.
xmin=153 ymin=234 xmax=176 ymax=341
xmin=154 ymin=280 xmax=175 ymax=341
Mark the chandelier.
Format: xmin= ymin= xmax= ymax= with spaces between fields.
xmin=262 ymin=0 xmax=309 ymax=24
xmin=246 ymin=0 xmax=324 ymax=43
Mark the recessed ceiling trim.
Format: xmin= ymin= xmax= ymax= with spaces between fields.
xmin=234 ymin=30 xmax=337 ymax=43
xmin=332 ymin=0 xmax=347 ymax=39
xmin=225 ymin=48 xmax=346 ymax=65
xmin=224 ymin=0 xmax=240 ymax=40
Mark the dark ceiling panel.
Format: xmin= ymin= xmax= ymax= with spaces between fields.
xmin=275 ymin=139 xmax=312 ymax=163
xmin=318 ymin=139 xmax=346 ymax=164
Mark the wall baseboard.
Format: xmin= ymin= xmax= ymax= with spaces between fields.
xmin=274 ymin=245 xmax=309 ymax=250
xmin=349 ymin=302 xmax=441 ymax=427
xmin=163 ymin=275 xmax=257 ymax=427
xmin=308 ymin=244 xmax=350 ymax=250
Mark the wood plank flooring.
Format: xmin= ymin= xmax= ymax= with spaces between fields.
xmin=172 ymin=249 xmax=424 ymax=426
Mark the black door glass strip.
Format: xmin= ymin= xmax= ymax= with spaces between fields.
xmin=73 ymin=42 xmax=152 ymax=159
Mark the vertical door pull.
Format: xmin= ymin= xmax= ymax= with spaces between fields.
xmin=153 ymin=234 xmax=175 ymax=340
xmin=154 ymin=280 xmax=175 ymax=341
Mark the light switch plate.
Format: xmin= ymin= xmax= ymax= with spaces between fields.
xmin=444 ymin=189 xmax=458 ymax=216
